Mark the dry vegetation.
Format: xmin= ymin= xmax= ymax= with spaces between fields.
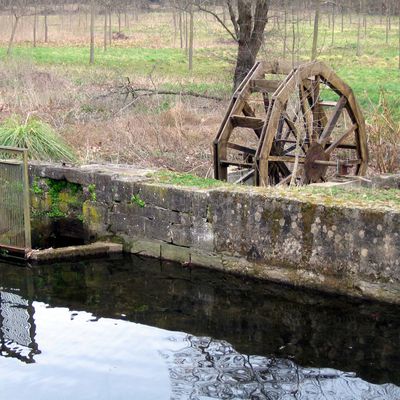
xmin=0 ymin=5 xmax=399 ymax=176
xmin=0 ymin=58 xmax=225 ymax=174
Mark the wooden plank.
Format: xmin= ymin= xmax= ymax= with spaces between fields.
xmin=268 ymin=155 xmax=306 ymax=163
xmin=0 ymin=146 xmax=28 ymax=154
xmin=250 ymin=79 xmax=281 ymax=93
xmin=220 ymin=160 xmax=254 ymax=168
xmin=227 ymin=142 xmax=256 ymax=155
xmin=276 ymin=138 xmax=356 ymax=150
xmin=231 ymin=115 xmax=265 ymax=130
xmin=233 ymin=61 xmax=265 ymax=97
xmin=299 ymin=83 xmax=313 ymax=143
xmin=319 ymin=95 xmax=348 ymax=143
xmin=325 ymin=124 xmax=357 ymax=155
xmin=314 ymin=159 xmax=361 ymax=167
xmin=234 ymin=169 xmax=255 ymax=184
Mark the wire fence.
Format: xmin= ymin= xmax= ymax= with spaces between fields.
xmin=0 ymin=147 xmax=31 ymax=255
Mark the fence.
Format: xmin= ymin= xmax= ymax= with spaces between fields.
xmin=0 ymin=147 xmax=31 ymax=257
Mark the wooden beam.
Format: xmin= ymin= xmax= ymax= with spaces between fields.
xmin=231 ymin=115 xmax=265 ymax=130
xmin=220 ymin=160 xmax=254 ymax=168
xmin=268 ymin=155 xmax=306 ymax=163
xmin=318 ymin=100 xmax=338 ymax=107
xmin=227 ymin=142 xmax=256 ymax=155
xmin=234 ymin=169 xmax=255 ymax=184
xmin=319 ymin=95 xmax=348 ymax=143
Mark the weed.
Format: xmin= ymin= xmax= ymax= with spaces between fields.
xmin=130 ymin=194 xmax=146 ymax=208
xmin=31 ymin=178 xmax=44 ymax=195
xmin=88 ymin=184 xmax=97 ymax=201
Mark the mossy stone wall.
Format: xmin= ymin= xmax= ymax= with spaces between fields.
xmin=29 ymin=163 xmax=400 ymax=304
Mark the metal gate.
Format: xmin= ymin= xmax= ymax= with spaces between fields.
xmin=0 ymin=146 xmax=31 ymax=257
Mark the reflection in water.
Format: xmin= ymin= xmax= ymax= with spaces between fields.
xmin=0 ymin=255 xmax=400 ymax=399
xmin=163 ymin=336 xmax=400 ymax=400
xmin=0 ymin=291 xmax=39 ymax=363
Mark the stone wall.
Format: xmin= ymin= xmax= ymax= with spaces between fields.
xmin=29 ymin=163 xmax=400 ymax=304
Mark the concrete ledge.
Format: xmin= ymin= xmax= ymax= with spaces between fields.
xmin=29 ymin=242 xmax=123 ymax=263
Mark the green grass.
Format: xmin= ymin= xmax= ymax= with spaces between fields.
xmin=0 ymin=10 xmax=398 ymax=115
xmin=151 ymin=171 xmax=226 ymax=188
xmin=0 ymin=115 xmax=77 ymax=162
xmin=0 ymin=45 xmax=231 ymax=80
xmin=264 ymin=185 xmax=400 ymax=212
xmin=149 ymin=170 xmax=400 ymax=211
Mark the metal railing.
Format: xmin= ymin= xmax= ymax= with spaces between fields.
xmin=0 ymin=146 xmax=31 ymax=257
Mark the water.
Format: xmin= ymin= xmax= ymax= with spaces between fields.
xmin=0 ymin=255 xmax=400 ymax=400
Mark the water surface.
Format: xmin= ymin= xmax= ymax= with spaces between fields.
xmin=0 ymin=255 xmax=399 ymax=399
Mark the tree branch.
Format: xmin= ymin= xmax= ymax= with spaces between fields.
xmin=227 ymin=0 xmax=239 ymax=39
xmin=195 ymin=3 xmax=238 ymax=42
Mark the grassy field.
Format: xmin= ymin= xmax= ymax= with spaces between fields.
xmin=0 ymin=7 xmax=399 ymax=174
xmin=0 ymin=10 xmax=398 ymax=106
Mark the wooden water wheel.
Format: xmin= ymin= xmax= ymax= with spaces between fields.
xmin=213 ymin=61 xmax=368 ymax=186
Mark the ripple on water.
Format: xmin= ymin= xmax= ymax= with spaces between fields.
xmin=162 ymin=335 xmax=400 ymax=400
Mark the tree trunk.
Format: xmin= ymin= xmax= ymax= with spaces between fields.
xmin=90 ymin=0 xmax=95 ymax=64
xmin=331 ymin=3 xmax=335 ymax=46
xmin=356 ymin=0 xmax=362 ymax=56
xmin=109 ymin=11 xmax=112 ymax=45
xmin=386 ymin=1 xmax=390 ymax=44
xmin=33 ymin=7 xmax=37 ymax=48
xmin=311 ymin=0 xmax=320 ymax=60
xmin=185 ymin=11 xmax=188 ymax=55
xmin=179 ymin=11 xmax=183 ymax=49
xmin=44 ymin=13 xmax=48 ymax=43
xmin=7 ymin=15 xmax=19 ymax=56
xmin=104 ymin=10 xmax=107 ymax=51
xmin=283 ymin=6 xmax=287 ymax=59
xmin=233 ymin=0 xmax=269 ymax=90
xmin=188 ymin=7 xmax=194 ymax=71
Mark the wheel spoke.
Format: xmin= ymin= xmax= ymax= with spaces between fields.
xmin=319 ymin=95 xmax=347 ymax=144
xmin=325 ymin=124 xmax=358 ymax=155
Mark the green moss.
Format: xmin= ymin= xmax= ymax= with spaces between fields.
xmin=45 ymin=178 xmax=83 ymax=219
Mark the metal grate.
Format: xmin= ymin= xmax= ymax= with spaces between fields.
xmin=0 ymin=147 xmax=31 ymax=257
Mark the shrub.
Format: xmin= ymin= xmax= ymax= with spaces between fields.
xmin=0 ymin=114 xmax=77 ymax=162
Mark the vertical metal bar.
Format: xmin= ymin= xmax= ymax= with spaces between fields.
xmin=22 ymin=150 xmax=32 ymax=251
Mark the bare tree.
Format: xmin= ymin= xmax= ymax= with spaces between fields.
xmin=192 ymin=0 xmax=270 ymax=89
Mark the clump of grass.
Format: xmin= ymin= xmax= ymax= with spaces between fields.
xmin=0 ymin=114 xmax=77 ymax=162
xmin=151 ymin=170 xmax=225 ymax=188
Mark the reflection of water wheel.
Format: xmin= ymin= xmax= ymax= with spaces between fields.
xmin=213 ymin=61 xmax=368 ymax=186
